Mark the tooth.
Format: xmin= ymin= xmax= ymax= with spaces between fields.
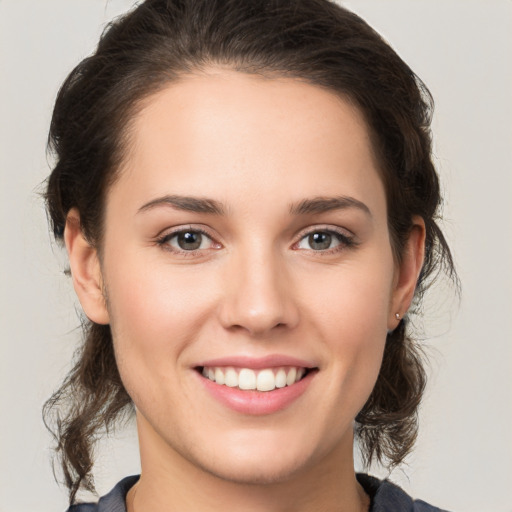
xmin=275 ymin=368 xmax=287 ymax=388
xmin=215 ymin=368 xmax=225 ymax=385
xmin=224 ymin=367 xmax=238 ymax=387
xmin=205 ymin=365 xmax=307 ymax=390
xmin=286 ymin=367 xmax=297 ymax=386
xmin=239 ymin=369 xmax=256 ymax=390
xmin=257 ymin=369 xmax=276 ymax=391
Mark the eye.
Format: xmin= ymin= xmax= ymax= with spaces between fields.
xmin=158 ymin=228 xmax=219 ymax=252
xmin=295 ymin=229 xmax=354 ymax=252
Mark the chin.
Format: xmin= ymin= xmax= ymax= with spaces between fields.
xmin=194 ymin=451 xmax=310 ymax=486
xmin=172 ymin=426 xmax=329 ymax=487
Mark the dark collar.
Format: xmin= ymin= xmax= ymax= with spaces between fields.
xmin=70 ymin=473 xmax=447 ymax=512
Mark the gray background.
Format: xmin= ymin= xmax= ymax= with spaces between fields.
xmin=1 ymin=1 xmax=511 ymax=511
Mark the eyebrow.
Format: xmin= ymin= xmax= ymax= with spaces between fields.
xmin=289 ymin=196 xmax=372 ymax=217
xmin=137 ymin=194 xmax=371 ymax=218
xmin=138 ymin=195 xmax=226 ymax=215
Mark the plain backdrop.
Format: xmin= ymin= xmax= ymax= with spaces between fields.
xmin=1 ymin=1 xmax=511 ymax=511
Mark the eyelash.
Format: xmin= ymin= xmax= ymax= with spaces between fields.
xmin=293 ymin=227 xmax=357 ymax=254
xmin=156 ymin=226 xmax=218 ymax=257
xmin=155 ymin=225 xmax=357 ymax=257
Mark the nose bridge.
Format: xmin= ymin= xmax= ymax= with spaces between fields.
xmin=219 ymin=241 xmax=298 ymax=335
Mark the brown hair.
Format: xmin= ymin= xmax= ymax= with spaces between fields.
xmin=44 ymin=0 xmax=456 ymax=503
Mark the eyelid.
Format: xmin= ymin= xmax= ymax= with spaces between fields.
xmin=155 ymin=225 xmax=222 ymax=255
xmin=294 ymin=224 xmax=355 ymax=241
xmin=154 ymin=223 xmax=213 ymax=239
xmin=292 ymin=224 xmax=358 ymax=252
xmin=154 ymin=223 xmax=357 ymax=256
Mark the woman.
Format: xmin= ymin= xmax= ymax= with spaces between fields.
xmin=44 ymin=0 xmax=456 ymax=510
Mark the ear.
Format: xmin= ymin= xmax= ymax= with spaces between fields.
xmin=64 ymin=209 xmax=110 ymax=325
xmin=389 ymin=216 xmax=426 ymax=330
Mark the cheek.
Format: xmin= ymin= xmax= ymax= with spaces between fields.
xmin=307 ymin=261 xmax=394 ymax=337
xmin=103 ymin=255 xmax=218 ymax=377
xmin=307 ymin=260 xmax=394 ymax=403
xmin=103 ymin=260 xmax=223 ymax=426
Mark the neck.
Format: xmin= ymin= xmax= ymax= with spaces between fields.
xmin=128 ymin=414 xmax=369 ymax=512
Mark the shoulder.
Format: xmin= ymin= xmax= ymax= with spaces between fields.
xmin=66 ymin=475 xmax=139 ymax=512
xmin=357 ymin=474 xmax=451 ymax=512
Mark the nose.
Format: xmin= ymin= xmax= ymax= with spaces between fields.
xmin=218 ymin=248 xmax=300 ymax=337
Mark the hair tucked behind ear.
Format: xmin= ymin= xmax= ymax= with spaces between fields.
xmin=44 ymin=0 xmax=458 ymax=503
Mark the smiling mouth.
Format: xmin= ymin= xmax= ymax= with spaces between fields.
xmin=197 ymin=366 xmax=314 ymax=392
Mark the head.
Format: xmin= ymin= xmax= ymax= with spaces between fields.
xmin=44 ymin=0 xmax=455 ymax=503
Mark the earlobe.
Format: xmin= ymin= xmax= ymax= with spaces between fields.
xmin=389 ymin=216 xmax=426 ymax=330
xmin=64 ymin=209 xmax=110 ymax=325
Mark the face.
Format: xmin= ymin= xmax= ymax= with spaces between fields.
xmin=78 ymin=69 xmax=413 ymax=484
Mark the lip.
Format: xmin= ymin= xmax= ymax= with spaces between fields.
xmin=194 ymin=356 xmax=318 ymax=415
xmin=195 ymin=354 xmax=318 ymax=370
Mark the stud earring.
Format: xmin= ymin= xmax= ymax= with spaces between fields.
xmin=395 ymin=313 xmax=400 ymax=320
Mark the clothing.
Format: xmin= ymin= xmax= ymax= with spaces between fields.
xmin=67 ymin=474 xmax=450 ymax=512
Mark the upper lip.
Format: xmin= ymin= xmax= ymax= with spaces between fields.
xmin=195 ymin=354 xmax=318 ymax=370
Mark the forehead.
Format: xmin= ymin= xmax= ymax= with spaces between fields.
xmin=112 ymin=69 xmax=385 ymax=219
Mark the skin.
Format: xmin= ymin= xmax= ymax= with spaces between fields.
xmin=65 ymin=69 xmax=425 ymax=512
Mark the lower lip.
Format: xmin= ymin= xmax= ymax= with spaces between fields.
xmin=196 ymin=370 xmax=316 ymax=415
